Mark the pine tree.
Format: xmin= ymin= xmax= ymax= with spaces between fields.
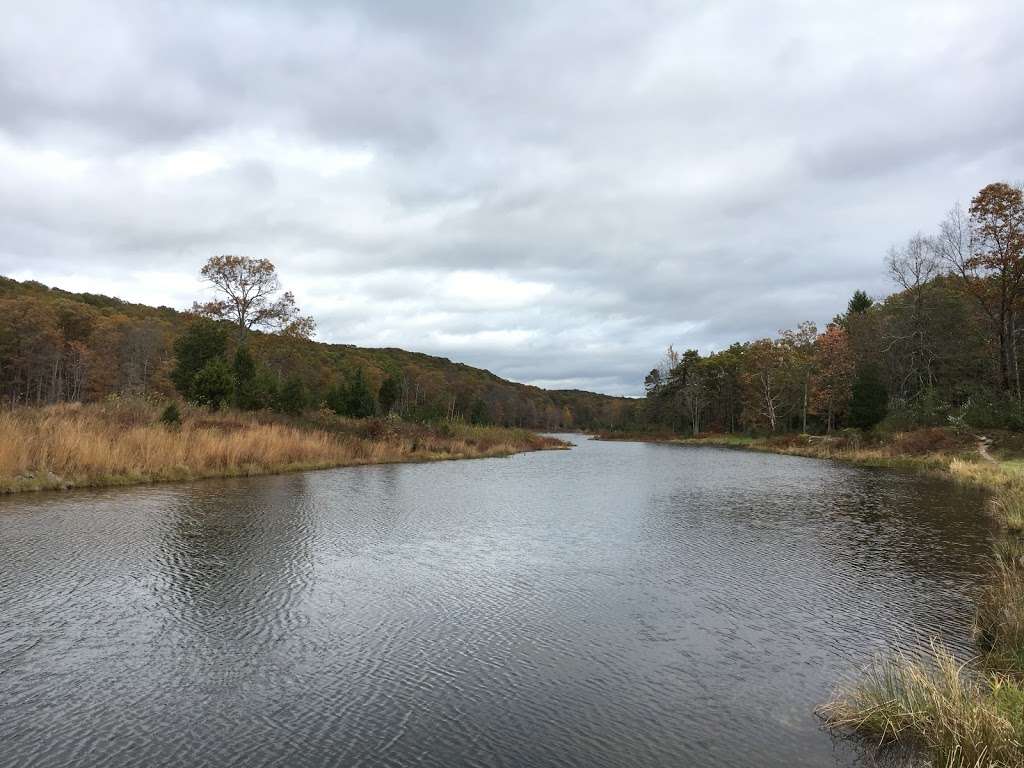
xmin=275 ymin=375 xmax=308 ymax=416
xmin=191 ymin=358 xmax=234 ymax=409
xmin=378 ymin=376 xmax=400 ymax=415
xmin=170 ymin=318 xmax=227 ymax=401
xmin=232 ymin=346 xmax=260 ymax=410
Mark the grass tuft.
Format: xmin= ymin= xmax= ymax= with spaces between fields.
xmin=975 ymin=556 xmax=1024 ymax=670
xmin=818 ymin=642 xmax=1024 ymax=768
xmin=990 ymin=488 xmax=1024 ymax=531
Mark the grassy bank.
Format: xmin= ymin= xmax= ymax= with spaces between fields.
xmin=596 ymin=428 xmax=1024 ymax=491
xmin=0 ymin=399 xmax=567 ymax=494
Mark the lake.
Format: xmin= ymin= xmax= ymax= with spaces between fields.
xmin=0 ymin=436 xmax=993 ymax=767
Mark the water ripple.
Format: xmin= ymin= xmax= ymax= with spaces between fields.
xmin=0 ymin=438 xmax=994 ymax=768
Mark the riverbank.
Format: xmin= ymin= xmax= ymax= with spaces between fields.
xmin=595 ymin=428 xmax=1024 ymax=491
xmin=0 ymin=400 xmax=567 ymax=494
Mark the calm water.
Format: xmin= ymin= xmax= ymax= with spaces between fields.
xmin=0 ymin=436 xmax=993 ymax=768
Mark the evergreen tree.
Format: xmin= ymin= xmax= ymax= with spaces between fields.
xmin=275 ymin=375 xmax=308 ymax=416
xmin=160 ymin=402 xmax=182 ymax=427
xmin=849 ymin=363 xmax=888 ymax=429
xmin=232 ymin=346 xmax=260 ymax=410
xmin=470 ymin=398 xmax=488 ymax=425
xmin=325 ymin=381 xmax=346 ymax=416
xmin=344 ymin=368 xmax=377 ymax=418
xmin=847 ymin=289 xmax=874 ymax=315
xmin=170 ymin=318 xmax=228 ymax=400
xmin=378 ymin=376 xmax=400 ymax=415
xmin=191 ymin=358 xmax=234 ymax=409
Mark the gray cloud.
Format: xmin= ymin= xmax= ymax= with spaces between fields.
xmin=1 ymin=0 xmax=1021 ymax=395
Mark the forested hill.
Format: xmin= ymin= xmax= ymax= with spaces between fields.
xmin=0 ymin=275 xmax=637 ymax=429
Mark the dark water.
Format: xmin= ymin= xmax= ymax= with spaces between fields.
xmin=0 ymin=436 xmax=994 ymax=768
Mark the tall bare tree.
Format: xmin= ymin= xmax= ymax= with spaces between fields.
xmin=780 ymin=321 xmax=817 ymax=433
xmin=885 ymin=233 xmax=941 ymax=400
xmin=192 ymin=255 xmax=316 ymax=343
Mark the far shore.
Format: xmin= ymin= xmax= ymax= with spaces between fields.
xmin=0 ymin=399 xmax=568 ymax=495
xmin=594 ymin=428 xmax=1024 ymax=491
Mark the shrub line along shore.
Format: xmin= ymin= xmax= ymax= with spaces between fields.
xmin=0 ymin=399 xmax=568 ymax=495
xmin=598 ymin=428 xmax=1024 ymax=766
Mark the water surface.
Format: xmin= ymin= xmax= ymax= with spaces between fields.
xmin=0 ymin=437 xmax=993 ymax=767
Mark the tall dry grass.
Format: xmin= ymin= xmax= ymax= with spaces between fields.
xmin=976 ymin=554 xmax=1024 ymax=671
xmin=989 ymin=487 xmax=1024 ymax=531
xmin=0 ymin=400 xmax=565 ymax=493
xmin=818 ymin=643 xmax=1024 ymax=768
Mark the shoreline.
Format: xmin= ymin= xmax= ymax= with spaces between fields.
xmin=0 ymin=401 xmax=569 ymax=496
xmin=594 ymin=429 xmax=1022 ymax=491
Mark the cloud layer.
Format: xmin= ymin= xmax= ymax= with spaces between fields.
xmin=3 ymin=0 xmax=1022 ymax=394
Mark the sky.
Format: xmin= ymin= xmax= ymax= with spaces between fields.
xmin=2 ymin=1 xmax=1023 ymax=396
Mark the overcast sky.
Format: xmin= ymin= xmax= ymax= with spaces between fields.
xmin=2 ymin=1 xmax=1022 ymax=395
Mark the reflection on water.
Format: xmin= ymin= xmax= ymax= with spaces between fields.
xmin=0 ymin=437 xmax=993 ymax=768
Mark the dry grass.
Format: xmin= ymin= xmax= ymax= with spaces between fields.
xmin=0 ymin=399 xmax=566 ymax=493
xmin=818 ymin=642 xmax=1024 ymax=768
xmin=989 ymin=488 xmax=1024 ymax=531
xmin=599 ymin=429 xmax=1024 ymax=491
xmin=976 ymin=555 xmax=1024 ymax=672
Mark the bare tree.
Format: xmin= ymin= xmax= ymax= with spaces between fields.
xmin=192 ymin=255 xmax=316 ymax=343
xmin=779 ymin=321 xmax=817 ymax=433
xmin=885 ymin=233 xmax=941 ymax=399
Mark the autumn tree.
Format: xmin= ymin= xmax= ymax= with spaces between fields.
xmin=938 ymin=184 xmax=1024 ymax=400
xmin=192 ymin=256 xmax=316 ymax=343
xmin=811 ymin=325 xmax=854 ymax=432
xmin=742 ymin=338 xmax=790 ymax=432
xmin=780 ymin=322 xmax=817 ymax=433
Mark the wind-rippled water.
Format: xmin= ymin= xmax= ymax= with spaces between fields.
xmin=0 ymin=436 xmax=994 ymax=767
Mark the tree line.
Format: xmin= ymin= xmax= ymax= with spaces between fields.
xmin=639 ymin=182 xmax=1024 ymax=435
xmin=0 ymin=260 xmax=634 ymax=430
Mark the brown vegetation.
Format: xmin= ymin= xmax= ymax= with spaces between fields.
xmin=0 ymin=398 xmax=567 ymax=494
xmin=0 ymin=275 xmax=634 ymax=430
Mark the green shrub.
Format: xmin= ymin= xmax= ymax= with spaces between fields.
xmin=159 ymin=403 xmax=182 ymax=427
xmin=191 ymin=358 xmax=234 ymax=409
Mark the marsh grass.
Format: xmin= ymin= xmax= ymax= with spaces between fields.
xmin=818 ymin=643 xmax=1024 ymax=768
xmin=975 ymin=556 xmax=1024 ymax=671
xmin=0 ymin=400 xmax=566 ymax=493
xmin=989 ymin=488 xmax=1024 ymax=531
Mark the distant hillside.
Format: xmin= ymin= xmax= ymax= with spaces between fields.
xmin=0 ymin=276 xmax=638 ymax=429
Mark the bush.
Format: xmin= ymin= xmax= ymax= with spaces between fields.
xmin=357 ymin=418 xmax=388 ymax=439
xmin=963 ymin=394 xmax=1024 ymax=431
xmin=275 ymin=375 xmax=308 ymax=416
xmin=891 ymin=427 xmax=959 ymax=456
xmin=191 ymin=358 xmax=234 ymax=409
xmin=159 ymin=403 xmax=182 ymax=428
